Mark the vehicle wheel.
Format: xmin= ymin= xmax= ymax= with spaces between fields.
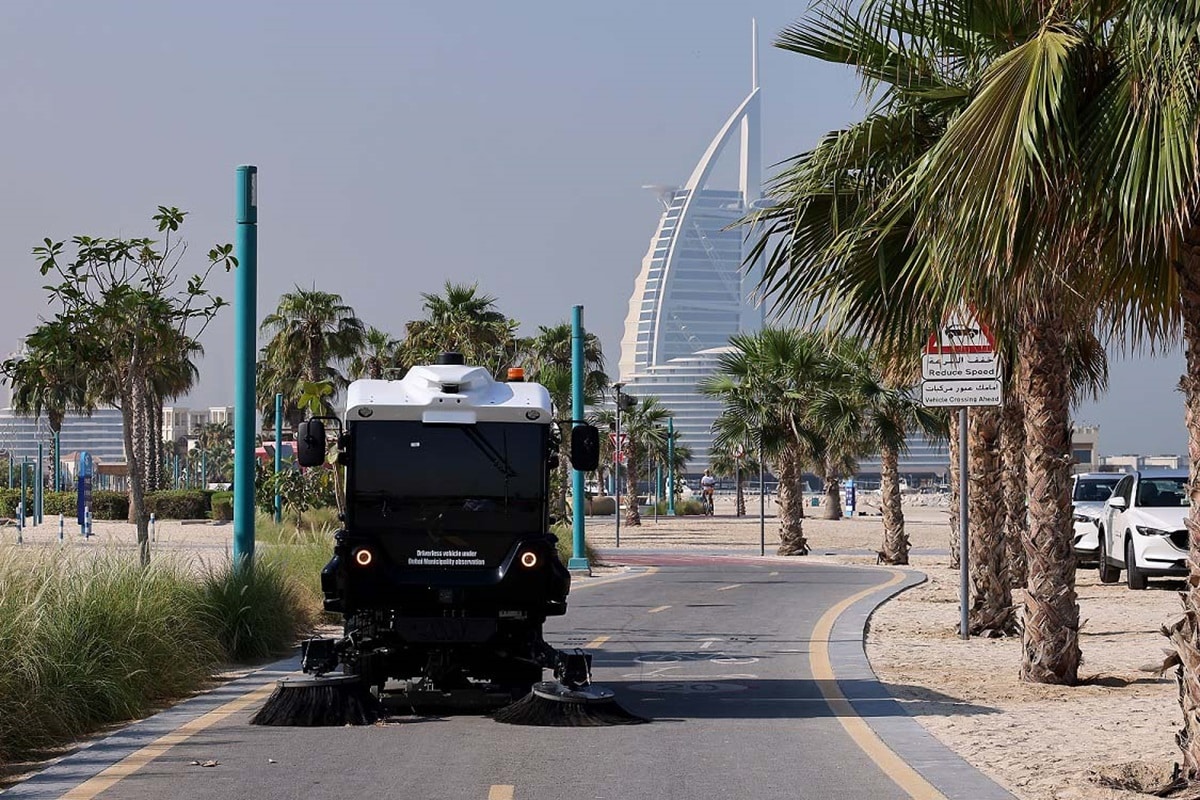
xmin=1097 ymin=530 xmax=1121 ymax=584
xmin=1125 ymin=537 xmax=1148 ymax=590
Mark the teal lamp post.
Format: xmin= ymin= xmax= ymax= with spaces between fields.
xmin=274 ymin=392 xmax=283 ymax=523
xmin=233 ymin=165 xmax=258 ymax=569
xmin=568 ymin=304 xmax=589 ymax=572
xmin=667 ymin=417 xmax=676 ymax=515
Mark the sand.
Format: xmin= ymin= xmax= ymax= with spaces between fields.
xmin=1 ymin=495 xmax=1186 ymax=799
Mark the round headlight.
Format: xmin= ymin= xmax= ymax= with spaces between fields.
xmin=520 ymin=551 xmax=538 ymax=568
xmin=353 ymin=548 xmax=374 ymax=567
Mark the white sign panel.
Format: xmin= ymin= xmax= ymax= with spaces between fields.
xmin=921 ymin=351 xmax=1000 ymax=380
xmin=925 ymin=306 xmax=996 ymax=355
xmin=921 ymin=379 xmax=1003 ymax=407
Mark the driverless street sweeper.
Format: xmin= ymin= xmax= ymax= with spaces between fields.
xmin=251 ymin=353 xmax=644 ymax=727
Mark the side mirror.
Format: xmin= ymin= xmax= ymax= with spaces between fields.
xmin=1108 ymin=496 xmax=1127 ymax=510
xmin=570 ymin=425 xmax=600 ymax=472
xmin=297 ymin=420 xmax=327 ymax=468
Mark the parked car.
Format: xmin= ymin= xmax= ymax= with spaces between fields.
xmin=1071 ymin=472 xmax=1124 ymax=567
xmin=1098 ymin=469 xmax=1190 ymax=589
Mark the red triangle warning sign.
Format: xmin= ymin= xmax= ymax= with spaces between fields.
xmin=925 ymin=307 xmax=997 ymax=355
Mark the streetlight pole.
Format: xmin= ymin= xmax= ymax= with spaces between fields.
xmin=667 ymin=417 xmax=676 ymax=516
xmin=233 ymin=164 xmax=258 ymax=570
xmin=613 ymin=382 xmax=625 ymax=549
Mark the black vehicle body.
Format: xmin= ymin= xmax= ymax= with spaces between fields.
xmin=298 ymin=360 xmax=598 ymax=696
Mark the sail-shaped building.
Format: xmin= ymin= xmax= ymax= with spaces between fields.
xmin=616 ymin=24 xmax=765 ymax=474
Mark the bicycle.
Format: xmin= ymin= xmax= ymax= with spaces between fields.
xmin=701 ymin=490 xmax=715 ymax=516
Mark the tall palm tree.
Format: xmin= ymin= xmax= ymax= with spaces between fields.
xmin=753 ymin=0 xmax=1134 ymax=684
xmin=349 ymin=327 xmax=401 ymax=380
xmin=704 ymin=329 xmax=834 ymax=555
xmin=709 ymin=443 xmax=758 ymax=517
xmin=593 ymin=398 xmax=671 ymax=527
xmin=259 ymin=286 xmax=365 ymax=420
xmin=400 ymin=282 xmax=519 ymax=376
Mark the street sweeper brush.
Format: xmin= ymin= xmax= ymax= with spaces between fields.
xmin=250 ymin=675 xmax=381 ymax=726
xmin=492 ymin=681 xmax=647 ymax=726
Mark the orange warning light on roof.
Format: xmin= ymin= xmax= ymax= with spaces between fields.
xmin=507 ymin=367 xmax=525 ymax=382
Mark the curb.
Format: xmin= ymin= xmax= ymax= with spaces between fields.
xmin=834 ymin=568 xmax=1015 ymax=800
xmin=0 ymin=656 xmax=301 ymax=799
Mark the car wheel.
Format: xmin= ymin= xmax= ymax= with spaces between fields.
xmin=1125 ymin=537 xmax=1147 ymax=590
xmin=1097 ymin=529 xmax=1121 ymax=584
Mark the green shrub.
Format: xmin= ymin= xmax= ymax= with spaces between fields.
xmin=90 ymin=491 xmax=130 ymax=520
xmin=0 ymin=489 xmax=17 ymax=516
xmin=144 ymin=490 xmax=210 ymax=519
xmin=199 ymin=555 xmax=317 ymax=661
xmin=652 ymin=499 xmax=705 ymax=516
xmin=550 ymin=522 xmax=600 ymax=565
xmin=211 ymin=491 xmax=233 ymax=521
xmin=0 ymin=549 xmax=216 ymax=762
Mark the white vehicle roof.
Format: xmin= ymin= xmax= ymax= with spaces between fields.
xmin=344 ymin=363 xmax=552 ymax=424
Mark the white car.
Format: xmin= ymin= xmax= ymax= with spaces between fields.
xmin=1098 ymin=469 xmax=1190 ymax=589
xmin=1071 ymin=472 xmax=1123 ymax=566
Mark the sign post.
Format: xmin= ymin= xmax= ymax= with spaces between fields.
xmin=921 ymin=308 xmax=1002 ymax=641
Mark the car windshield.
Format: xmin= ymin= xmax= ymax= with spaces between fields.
xmin=1072 ymin=479 xmax=1120 ymax=503
xmin=349 ymin=420 xmax=546 ymax=533
xmin=1136 ymin=477 xmax=1190 ymax=508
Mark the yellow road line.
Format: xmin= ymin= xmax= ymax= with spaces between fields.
xmin=716 ymin=584 xmax=741 ymax=591
xmin=584 ymin=635 xmax=611 ymax=648
xmin=647 ymin=605 xmax=671 ymax=614
xmin=488 ymin=785 xmax=515 ymax=800
xmin=60 ymin=682 xmax=277 ymax=800
xmin=809 ymin=570 xmax=946 ymax=800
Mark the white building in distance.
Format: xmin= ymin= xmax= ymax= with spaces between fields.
xmin=615 ymin=23 xmax=766 ymax=473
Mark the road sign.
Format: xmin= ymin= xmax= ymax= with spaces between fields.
xmin=921 ymin=379 xmax=1003 ymax=407
xmin=609 ymin=432 xmax=628 ymax=463
xmin=925 ymin=307 xmax=996 ymax=355
xmin=921 ymin=351 xmax=1000 ymax=381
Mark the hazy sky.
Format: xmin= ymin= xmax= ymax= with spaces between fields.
xmin=0 ymin=1 xmax=1186 ymax=456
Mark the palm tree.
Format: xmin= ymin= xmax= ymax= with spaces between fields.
xmin=400 ymin=282 xmax=519 ymax=375
xmin=709 ymin=443 xmax=758 ymax=517
xmin=259 ymin=286 xmax=366 ymax=420
xmin=754 ymin=1 xmax=1132 ymax=684
xmin=349 ymin=327 xmax=401 ymax=380
xmin=1 ymin=320 xmax=90 ymax=488
xmin=593 ymin=398 xmax=671 ymax=527
xmin=704 ymin=329 xmax=835 ymax=555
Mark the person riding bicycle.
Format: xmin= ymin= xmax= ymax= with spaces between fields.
xmin=700 ymin=469 xmax=716 ymax=514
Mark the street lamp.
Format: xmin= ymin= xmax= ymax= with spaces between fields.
xmin=613 ymin=382 xmax=626 ymax=548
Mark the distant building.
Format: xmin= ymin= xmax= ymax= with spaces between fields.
xmin=615 ymin=24 xmax=765 ymax=473
xmin=1071 ymin=425 xmax=1100 ymax=472
xmin=1101 ymin=453 xmax=1182 ymax=471
xmin=0 ymin=407 xmax=126 ymax=465
xmin=163 ymin=405 xmax=236 ymax=445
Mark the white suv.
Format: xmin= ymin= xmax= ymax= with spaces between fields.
xmin=1071 ymin=472 xmax=1123 ymax=567
xmin=1098 ymin=469 xmax=1189 ymax=589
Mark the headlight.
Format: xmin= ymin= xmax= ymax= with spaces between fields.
xmin=1135 ymin=526 xmax=1170 ymax=537
xmin=1073 ymin=514 xmax=1095 ymax=523
xmin=519 ymin=551 xmax=539 ymax=568
xmin=353 ymin=547 xmax=374 ymax=566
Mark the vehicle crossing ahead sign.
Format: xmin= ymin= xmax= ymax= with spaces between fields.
xmin=921 ymin=307 xmax=1003 ymax=406
xmin=921 ymin=379 xmax=1003 ymax=407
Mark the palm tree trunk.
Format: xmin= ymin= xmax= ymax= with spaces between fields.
xmin=736 ymin=476 xmax=745 ymax=517
xmin=878 ymin=444 xmax=909 ymax=565
xmin=624 ymin=445 xmax=641 ymax=527
xmin=1164 ymin=245 xmax=1200 ymax=776
xmin=1001 ymin=388 xmax=1029 ymax=588
xmin=775 ymin=450 xmax=809 ymax=555
xmin=49 ymin=411 xmax=64 ymax=493
xmin=948 ymin=410 xmax=961 ymax=569
xmin=823 ymin=464 xmax=842 ymax=520
xmin=968 ymin=407 xmax=1016 ymax=636
xmin=1018 ymin=304 xmax=1080 ymax=684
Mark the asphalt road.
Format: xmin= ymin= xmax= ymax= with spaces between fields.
xmin=28 ymin=558 xmax=924 ymax=800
